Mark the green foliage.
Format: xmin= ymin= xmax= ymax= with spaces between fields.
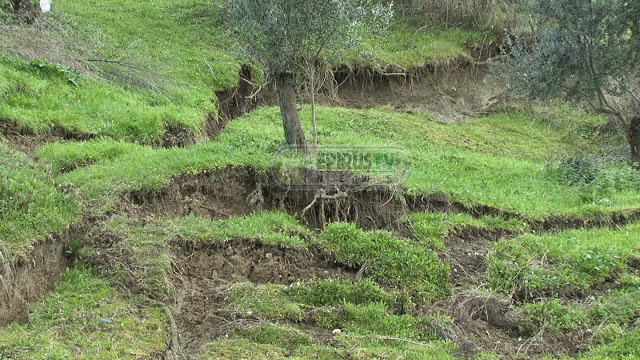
xmin=226 ymin=283 xmax=304 ymax=321
xmin=315 ymin=302 xmax=439 ymax=340
xmin=30 ymin=58 xmax=81 ymax=86
xmin=402 ymin=211 xmax=528 ymax=249
xmin=232 ymin=323 xmax=312 ymax=350
xmin=198 ymin=338 xmax=288 ymax=359
xmin=555 ymin=155 xmax=599 ymax=186
xmin=0 ymin=57 xmax=206 ymax=141
xmin=46 ymin=104 xmax=640 ymax=217
xmin=582 ymin=328 xmax=640 ymax=359
xmin=0 ymin=143 xmax=80 ymax=257
xmin=153 ymin=211 xmax=311 ymax=247
xmin=487 ymin=223 xmax=640 ymax=300
xmin=319 ymin=223 xmax=450 ymax=300
xmin=395 ymin=0 xmax=521 ymax=31
xmin=522 ymin=299 xmax=588 ymax=333
xmin=495 ymin=0 xmax=639 ymax=128
xmin=225 ymin=0 xmax=393 ymax=76
xmin=0 ymin=266 xmax=167 ymax=359
xmin=329 ymin=334 xmax=458 ymax=360
xmin=338 ymin=25 xmax=486 ymax=68
xmin=38 ymin=138 xmax=141 ymax=173
xmin=550 ymin=154 xmax=640 ymax=205
xmin=286 ymin=278 xmax=392 ymax=307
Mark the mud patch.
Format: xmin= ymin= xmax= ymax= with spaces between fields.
xmin=443 ymin=227 xmax=514 ymax=287
xmin=123 ymin=166 xmax=262 ymax=219
xmin=0 ymin=224 xmax=84 ymax=325
xmin=0 ymin=120 xmax=94 ymax=156
xmin=171 ymin=239 xmax=356 ymax=355
xmin=161 ymin=124 xmax=196 ymax=148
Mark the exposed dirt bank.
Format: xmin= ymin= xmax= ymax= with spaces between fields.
xmin=0 ymin=223 xmax=85 ymax=325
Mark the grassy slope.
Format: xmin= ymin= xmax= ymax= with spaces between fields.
xmin=38 ymin=105 xmax=640 ymax=218
xmin=2 ymin=1 xmax=640 ymax=359
xmin=488 ymin=223 xmax=640 ymax=359
xmin=0 ymin=0 xmax=237 ymax=142
xmin=0 ymin=266 xmax=167 ymax=359
xmin=90 ymin=213 xmax=459 ymax=359
xmin=0 ymin=142 xmax=80 ymax=257
xmin=0 ymin=0 xmax=481 ymax=143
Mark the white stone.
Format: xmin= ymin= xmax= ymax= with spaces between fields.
xmin=332 ymin=328 xmax=342 ymax=335
xmin=40 ymin=0 xmax=51 ymax=13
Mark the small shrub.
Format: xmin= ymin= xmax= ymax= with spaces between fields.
xmin=31 ymin=58 xmax=81 ymax=86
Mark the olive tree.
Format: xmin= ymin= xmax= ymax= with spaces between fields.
xmin=497 ymin=0 xmax=640 ymax=166
xmin=225 ymin=0 xmax=392 ymax=152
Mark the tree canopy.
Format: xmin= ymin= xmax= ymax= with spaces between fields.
xmin=497 ymin=0 xmax=640 ymax=165
xmin=225 ymin=0 xmax=393 ymax=150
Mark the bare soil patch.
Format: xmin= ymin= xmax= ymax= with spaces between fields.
xmin=211 ymin=65 xmax=278 ymax=140
xmin=0 ymin=223 xmax=85 ymax=325
xmin=123 ymin=166 xmax=261 ymax=220
xmin=171 ymin=239 xmax=357 ymax=355
xmin=319 ymin=61 xmax=499 ymax=123
xmin=443 ymin=227 xmax=514 ymax=288
xmin=0 ymin=119 xmax=94 ymax=156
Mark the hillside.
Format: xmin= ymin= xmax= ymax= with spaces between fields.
xmin=1 ymin=1 xmax=639 ymax=359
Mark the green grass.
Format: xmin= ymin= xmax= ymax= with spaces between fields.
xmin=487 ymin=222 xmax=640 ymax=300
xmin=226 ymin=282 xmax=305 ymax=321
xmin=37 ymin=138 xmax=142 ymax=173
xmin=0 ymin=143 xmax=80 ymax=257
xmin=336 ymin=25 xmax=488 ymax=68
xmin=45 ymin=104 xmax=639 ymax=219
xmin=210 ymin=280 xmax=460 ymax=359
xmin=402 ymin=211 xmax=529 ymax=249
xmin=319 ymin=223 xmax=450 ymax=300
xmin=286 ymin=278 xmax=393 ymax=307
xmin=106 ymin=211 xmax=309 ymax=248
xmin=1 ymin=0 xmax=240 ymax=141
xmin=0 ymin=56 xmax=208 ymax=143
xmin=150 ymin=211 xmax=311 ymax=247
xmin=0 ymin=266 xmax=167 ymax=359
xmin=1 ymin=1 xmax=483 ymax=142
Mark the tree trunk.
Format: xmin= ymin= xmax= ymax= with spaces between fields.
xmin=276 ymin=72 xmax=308 ymax=153
xmin=9 ymin=0 xmax=38 ymax=23
xmin=630 ymin=117 xmax=640 ymax=169
xmin=310 ymin=61 xmax=318 ymax=154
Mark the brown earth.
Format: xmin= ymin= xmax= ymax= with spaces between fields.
xmin=0 ymin=223 xmax=84 ymax=325
xmin=317 ymin=60 xmax=499 ymax=123
xmin=0 ymin=119 xmax=94 ymax=156
xmin=170 ymin=239 xmax=357 ymax=356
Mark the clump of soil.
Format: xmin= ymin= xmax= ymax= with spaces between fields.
xmin=171 ymin=239 xmax=357 ymax=355
xmin=123 ymin=166 xmax=262 ymax=219
xmin=175 ymin=239 xmax=355 ymax=285
xmin=443 ymin=227 xmax=514 ymax=287
xmin=161 ymin=124 xmax=196 ymax=148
